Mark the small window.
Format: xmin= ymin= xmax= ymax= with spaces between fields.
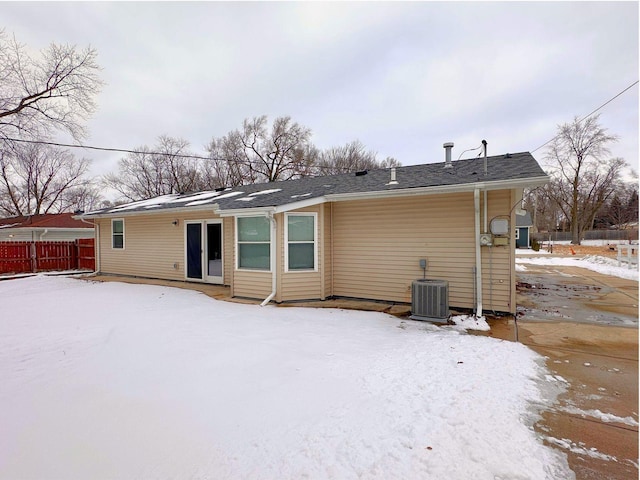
xmin=112 ymin=219 xmax=124 ymax=249
xmin=286 ymin=213 xmax=316 ymax=271
xmin=237 ymin=216 xmax=271 ymax=270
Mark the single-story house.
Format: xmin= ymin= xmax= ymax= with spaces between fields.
xmin=0 ymin=213 xmax=95 ymax=242
xmin=78 ymin=148 xmax=549 ymax=315
xmin=515 ymin=211 xmax=533 ymax=248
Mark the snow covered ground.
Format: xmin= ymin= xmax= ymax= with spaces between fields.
xmin=516 ymin=254 xmax=639 ymax=281
xmin=0 ymin=276 xmax=574 ymax=479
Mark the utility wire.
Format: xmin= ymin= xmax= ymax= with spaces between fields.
xmin=2 ymin=136 xmax=215 ymax=161
xmin=531 ymin=80 xmax=639 ymax=153
xmin=6 ymin=79 xmax=636 ymax=162
xmin=0 ymin=136 xmax=358 ymax=173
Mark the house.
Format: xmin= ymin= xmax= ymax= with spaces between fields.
xmin=0 ymin=213 xmax=95 ymax=242
xmin=78 ymin=147 xmax=549 ymax=315
xmin=515 ymin=211 xmax=533 ymax=248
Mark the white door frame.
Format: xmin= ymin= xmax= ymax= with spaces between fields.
xmin=184 ymin=219 xmax=224 ymax=284
xmin=205 ymin=219 xmax=223 ymax=284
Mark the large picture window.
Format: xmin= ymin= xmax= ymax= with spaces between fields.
xmin=112 ymin=219 xmax=124 ymax=249
xmin=286 ymin=213 xmax=316 ymax=271
xmin=237 ymin=216 xmax=271 ymax=270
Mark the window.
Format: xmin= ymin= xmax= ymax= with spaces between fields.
xmin=112 ymin=219 xmax=124 ymax=249
xmin=237 ymin=216 xmax=271 ymax=270
xmin=286 ymin=213 xmax=316 ymax=271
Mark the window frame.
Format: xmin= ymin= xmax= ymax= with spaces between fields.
xmin=235 ymin=216 xmax=272 ymax=271
xmin=515 ymin=227 xmax=520 ymax=240
xmin=284 ymin=212 xmax=317 ymax=272
xmin=111 ymin=218 xmax=125 ymax=250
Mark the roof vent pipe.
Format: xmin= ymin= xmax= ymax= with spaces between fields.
xmin=443 ymin=142 xmax=454 ymax=169
xmin=482 ymin=139 xmax=487 ymax=175
xmin=387 ymin=167 xmax=398 ymax=185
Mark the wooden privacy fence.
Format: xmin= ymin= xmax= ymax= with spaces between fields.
xmin=0 ymin=239 xmax=95 ymax=275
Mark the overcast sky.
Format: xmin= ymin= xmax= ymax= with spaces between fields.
xmin=3 ymin=2 xmax=638 ymax=181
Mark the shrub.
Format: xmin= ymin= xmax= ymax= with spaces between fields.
xmin=531 ymin=238 xmax=540 ymax=251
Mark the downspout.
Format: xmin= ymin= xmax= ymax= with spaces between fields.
xmin=483 ymin=140 xmax=488 ymax=234
xmin=39 ymin=229 xmax=48 ymax=240
xmin=474 ymin=188 xmax=483 ymax=317
xmin=260 ymin=212 xmax=277 ymax=307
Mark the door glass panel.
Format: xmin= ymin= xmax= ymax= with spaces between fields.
xmin=207 ymin=223 xmax=222 ymax=277
xmin=186 ymin=223 xmax=202 ymax=279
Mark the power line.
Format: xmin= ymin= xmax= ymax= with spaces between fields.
xmin=2 ymin=136 xmax=215 ymax=161
xmin=531 ymin=80 xmax=639 ymax=153
xmin=0 ymin=136 xmax=355 ymax=173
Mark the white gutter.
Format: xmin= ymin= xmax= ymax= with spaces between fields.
xmin=75 ymin=204 xmax=221 ymax=220
xmin=474 ymin=188 xmax=483 ymax=317
xmin=325 ymin=176 xmax=549 ymax=203
xmin=39 ymin=229 xmax=48 ymax=240
xmin=260 ymin=212 xmax=277 ymax=307
xmin=217 ymin=196 xmax=326 ymax=217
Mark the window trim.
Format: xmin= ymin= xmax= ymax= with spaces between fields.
xmin=284 ymin=212 xmax=318 ymax=272
xmin=515 ymin=227 xmax=520 ymax=240
xmin=111 ymin=218 xmax=125 ymax=250
xmin=235 ymin=216 xmax=272 ymax=272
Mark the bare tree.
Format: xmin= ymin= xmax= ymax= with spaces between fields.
xmin=0 ymin=142 xmax=91 ymax=215
xmin=212 ymin=116 xmax=314 ymax=183
xmin=597 ymin=184 xmax=639 ymax=229
xmin=204 ymin=133 xmax=258 ymax=188
xmin=314 ymin=140 xmax=401 ymax=175
xmin=58 ymin=183 xmax=104 ymax=213
xmin=544 ymin=114 xmax=626 ymax=244
xmin=0 ymin=29 xmax=102 ymax=142
xmin=104 ymin=136 xmax=202 ymax=201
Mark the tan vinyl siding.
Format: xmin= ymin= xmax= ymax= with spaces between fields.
xmin=330 ymin=190 xmax=514 ymax=312
xmin=233 ymin=270 xmax=272 ymax=299
xmin=278 ymin=206 xmax=324 ymax=301
xmin=231 ymin=214 xmax=272 ymax=299
xmin=323 ymin=203 xmax=332 ymax=299
xmin=96 ymin=212 xmax=232 ymax=284
xmin=232 ymin=205 xmax=325 ymax=302
xmin=480 ymin=190 xmax=514 ymax=312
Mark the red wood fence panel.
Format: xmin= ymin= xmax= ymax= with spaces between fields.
xmin=77 ymin=238 xmax=95 ymax=271
xmin=0 ymin=240 xmax=95 ymax=275
xmin=35 ymin=241 xmax=76 ymax=271
xmin=0 ymin=242 xmax=32 ymax=274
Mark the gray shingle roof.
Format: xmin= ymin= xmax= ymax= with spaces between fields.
xmin=84 ymin=152 xmax=547 ymax=217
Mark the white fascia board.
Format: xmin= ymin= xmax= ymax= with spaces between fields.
xmin=216 ymin=197 xmax=326 ymax=217
xmin=274 ymin=197 xmax=326 ymax=213
xmin=325 ymin=176 xmax=550 ymax=202
xmin=76 ymin=204 xmax=218 ymax=219
xmin=216 ymin=206 xmax=276 ymax=217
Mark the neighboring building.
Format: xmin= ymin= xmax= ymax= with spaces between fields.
xmin=0 ymin=213 xmax=95 ymax=242
xmin=78 ymin=150 xmax=549 ymax=315
xmin=515 ymin=211 xmax=533 ymax=248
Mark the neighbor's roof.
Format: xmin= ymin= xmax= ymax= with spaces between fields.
xmin=82 ymin=152 xmax=548 ymax=218
xmin=515 ymin=211 xmax=533 ymax=227
xmin=0 ymin=212 xmax=94 ymax=229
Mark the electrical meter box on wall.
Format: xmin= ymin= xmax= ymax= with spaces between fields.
xmin=490 ymin=218 xmax=509 ymax=236
xmin=479 ymin=234 xmax=493 ymax=246
xmin=493 ymin=236 xmax=509 ymax=246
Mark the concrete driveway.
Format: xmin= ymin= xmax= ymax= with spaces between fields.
xmin=483 ymin=263 xmax=638 ymax=480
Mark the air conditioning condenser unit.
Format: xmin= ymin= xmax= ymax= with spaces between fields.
xmin=411 ymin=279 xmax=449 ymax=322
